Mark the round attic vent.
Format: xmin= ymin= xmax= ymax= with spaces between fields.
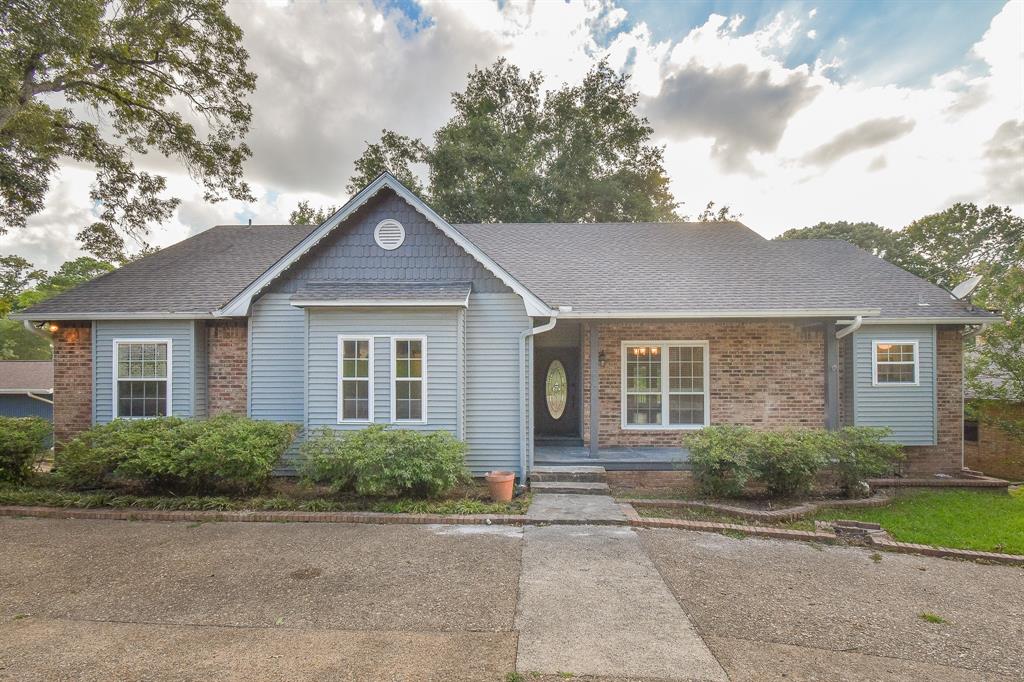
xmin=374 ymin=219 xmax=405 ymax=250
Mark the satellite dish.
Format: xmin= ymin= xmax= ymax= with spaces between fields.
xmin=951 ymin=275 xmax=983 ymax=300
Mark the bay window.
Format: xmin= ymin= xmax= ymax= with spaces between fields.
xmin=622 ymin=341 xmax=708 ymax=428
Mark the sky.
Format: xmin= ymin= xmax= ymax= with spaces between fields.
xmin=2 ymin=0 xmax=1022 ymax=270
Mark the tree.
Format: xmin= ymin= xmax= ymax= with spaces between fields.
xmin=345 ymin=58 xmax=679 ymax=224
xmin=1 ymin=0 xmax=256 ymax=262
xmin=775 ymin=220 xmax=910 ymax=261
xmin=689 ymin=201 xmax=742 ymax=223
xmin=0 ymin=254 xmax=114 ymax=359
xmin=288 ymin=200 xmax=337 ymax=226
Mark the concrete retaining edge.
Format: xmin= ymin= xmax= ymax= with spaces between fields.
xmin=620 ymin=494 xmax=892 ymax=522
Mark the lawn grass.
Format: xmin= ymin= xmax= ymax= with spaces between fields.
xmin=806 ymin=489 xmax=1024 ymax=555
xmin=0 ymin=481 xmax=531 ymax=516
xmin=633 ymin=488 xmax=1024 ymax=555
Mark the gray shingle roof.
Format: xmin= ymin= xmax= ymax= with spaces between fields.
xmin=453 ymin=222 xmax=997 ymax=320
xmin=291 ymin=281 xmax=471 ymax=306
xmin=15 ymin=225 xmax=315 ymax=317
xmin=0 ymin=361 xmax=53 ymax=392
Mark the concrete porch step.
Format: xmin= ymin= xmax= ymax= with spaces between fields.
xmin=530 ymin=481 xmax=610 ymax=495
xmin=530 ymin=465 xmax=607 ymax=483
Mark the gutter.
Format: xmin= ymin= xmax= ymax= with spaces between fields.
xmin=519 ymin=314 xmax=560 ymax=482
xmin=26 ymin=392 xmax=54 ymax=406
xmin=835 ymin=316 xmax=863 ymax=339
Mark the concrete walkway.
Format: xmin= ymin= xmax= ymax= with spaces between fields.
xmin=526 ymin=493 xmax=628 ymax=523
xmin=515 ymin=524 xmax=728 ymax=680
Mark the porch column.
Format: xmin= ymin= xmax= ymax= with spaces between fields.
xmin=824 ymin=321 xmax=839 ymax=430
xmin=589 ymin=323 xmax=600 ymax=457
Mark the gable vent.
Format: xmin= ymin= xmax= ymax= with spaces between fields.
xmin=373 ymin=219 xmax=406 ymax=250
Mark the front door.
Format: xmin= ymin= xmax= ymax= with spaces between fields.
xmin=534 ymin=347 xmax=580 ymax=438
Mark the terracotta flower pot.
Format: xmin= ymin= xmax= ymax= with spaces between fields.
xmin=485 ymin=471 xmax=516 ymax=502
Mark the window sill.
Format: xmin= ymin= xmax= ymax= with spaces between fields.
xmin=620 ymin=424 xmax=707 ymax=431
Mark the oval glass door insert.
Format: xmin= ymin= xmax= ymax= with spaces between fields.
xmin=545 ymin=360 xmax=568 ymax=420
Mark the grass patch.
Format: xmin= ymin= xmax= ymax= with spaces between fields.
xmin=0 ymin=480 xmax=531 ymax=516
xmin=808 ymin=489 xmax=1024 ymax=555
xmin=919 ymin=612 xmax=948 ymax=624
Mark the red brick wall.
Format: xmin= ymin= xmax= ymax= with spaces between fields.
xmin=965 ymin=402 xmax=1024 ymax=480
xmin=901 ymin=326 xmax=964 ymax=475
xmin=582 ymin=321 xmax=827 ymax=447
xmin=207 ymin=319 xmax=248 ymax=416
xmin=52 ymin=322 xmax=92 ymax=446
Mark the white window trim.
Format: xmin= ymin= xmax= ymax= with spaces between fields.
xmin=337 ymin=335 xmax=374 ymax=423
xmin=390 ymin=335 xmax=428 ymax=424
xmin=620 ymin=340 xmax=710 ymax=431
xmin=872 ymin=339 xmax=920 ymax=387
xmin=112 ymin=338 xmax=173 ymax=419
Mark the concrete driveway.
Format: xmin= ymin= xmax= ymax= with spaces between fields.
xmin=1 ymin=517 xmax=1021 ymax=681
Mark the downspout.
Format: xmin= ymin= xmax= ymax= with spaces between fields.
xmin=835 ymin=315 xmax=863 ymax=339
xmin=519 ymin=315 xmax=559 ymax=483
xmin=26 ymin=392 xmax=54 ymax=405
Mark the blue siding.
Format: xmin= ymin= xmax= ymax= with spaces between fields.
xmin=249 ymin=293 xmax=306 ymax=425
xmin=267 ymin=191 xmax=510 ymax=295
xmin=0 ymin=394 xmax=52 ymax=420
xmin=193 ymin=321 xmax=208 ymax=418
xmin=93 ymin=320 xmax=194 ymax=422
xmin=465 ymin=293 xmax=531 ymax=476
xmin=852 ymin=325 xmax=936 ymax=445
xmin=305 ymin=308 xmax=460 ymax=434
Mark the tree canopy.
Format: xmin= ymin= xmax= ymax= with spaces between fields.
xmin=0 ymin=0 xmax=256 ymax=262
xmin=344 ymin=59 xmax=680 ymax=224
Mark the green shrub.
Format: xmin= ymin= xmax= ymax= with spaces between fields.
xmin=301 ymin=424 xmax=469 ymax=497
xmin=0 ymin=416 xmax=51 ymax=483
xmin=827 ymin=427 xmax=904 ymax=496
xmin=56 ymin=416 xmax=297 ymax=492
xmin=747 ymin=430 xmax=827 ymax=498
xmin=685 ymin=425 xmax=754 ymax=497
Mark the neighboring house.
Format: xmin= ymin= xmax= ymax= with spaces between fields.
xmin=12 ymin=173 xmax=999 ymax=479
xmin=0 ymin=361 xmax=54 ymax=421
xmin=964 ymin=373 xmax=1024 ymax=481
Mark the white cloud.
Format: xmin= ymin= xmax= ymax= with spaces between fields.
xmin=1 ymin=0 xmax=1021 ymax=270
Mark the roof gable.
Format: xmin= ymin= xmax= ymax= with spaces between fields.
xmin=218 ymin=172 xmax=553 ymax=317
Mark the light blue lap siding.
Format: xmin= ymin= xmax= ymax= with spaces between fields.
xmin=852 ymin=325 xmax=936 ymax=445
xmin=306 ymin=308 xmax=460 ymax=435
xmin=464 ymin=293 xmax=531 ymax=477
xmin=93 ymin=320 xmax=194 ymax=423
xmin=249 ymin=293 xmax=306 ymax=424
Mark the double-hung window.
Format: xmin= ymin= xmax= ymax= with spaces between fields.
xmin=392 ymin=337 xmax=426 ymax=422
xmin=622 ymin=341 xmax=708 ymax=428
xmin=115 ymin=340 xmax=170 ymax=418
xmin=873 ymin=341 xmax=918 ymax=385
xmin=339 ymin=337 xmax=373 ymax=421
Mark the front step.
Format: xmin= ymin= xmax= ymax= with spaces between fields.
xmin=530 ymin=465 xmax=607 ymax=483
xmin=530 ymin=481 xmax=610 ymax=495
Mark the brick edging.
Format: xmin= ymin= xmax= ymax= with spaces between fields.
xmin=867 ymin=477 xmax=1009 ymax=489
xmin=0 ymin=505 xmax=530 ymax=526
xmin=619 ymin=503 xmax=1024 ymax=566
xmin=618 ymin=494 xmax=892 ymax=522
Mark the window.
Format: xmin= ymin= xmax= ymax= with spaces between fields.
xmin=873 ymin=341 xmax=918 ymax=385
xmin=964 ymin=420 xmax=979 ymax=443
xmin=622 ymin=341 xmax=708 ymax=429
xmin=115 ymin=340 xmax=170 ymax=418
xmin=338 ymin=337 xmax=373 ymax=421
xmin=392 ymin=337 xmax=426 ymax=422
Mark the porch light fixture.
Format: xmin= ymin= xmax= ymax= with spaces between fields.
xmin=599 ymin=350 xmax=607 ymax=367
xmin=46 ymin=322 xmax=59 ymax=333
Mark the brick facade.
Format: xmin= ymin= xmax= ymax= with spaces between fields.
xmin=582 ymin=321 xmax=827 ymax=447
xmin=964 ymin=401 xmax=1023 ymax=480
xmin=51 ymin=322 xmax=92 ymax=446
xmin=901 ymin=326 xmax=964 ymax=475
xmin=206 ymin=319 xmax=248 ymax=416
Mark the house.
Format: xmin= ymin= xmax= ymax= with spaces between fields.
xmin=0 ymin=361 xmax=54 ymax=422
xmin=964 ymin=372 xmax=1024 ymax=481
xmin=12 ymin=173 xmax=998 ymax=480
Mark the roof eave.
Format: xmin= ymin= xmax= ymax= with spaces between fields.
xmin=10 ymin=311 xmax=216 ymax=321
xmin=556 ymin=308 xmax=882 ymax=320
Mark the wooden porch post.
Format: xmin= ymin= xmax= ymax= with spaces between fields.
xmin=825 ymin=321 xmax=839 ymax=430
xmin=589 ymin=323 xmax=600 ymax=457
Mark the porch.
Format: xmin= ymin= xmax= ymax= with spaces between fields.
xmin=534 ymin=444 xmax=690 ymax=471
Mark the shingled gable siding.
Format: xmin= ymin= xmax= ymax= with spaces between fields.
xmin=52 ymin=322 xmax=92 ymax=445
xmin=582 ymin=320 xmax=828 ymax=447
xmin=93 ymin=320 xmax=194 ymax=423
xmin=206 ymin=319 xmax=247 ymax=416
